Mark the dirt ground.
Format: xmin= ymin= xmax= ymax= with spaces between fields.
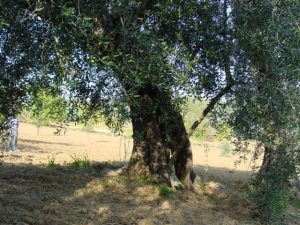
xmin=0 ymin=123 xmax=299 ymax=225
xmin=3 ymin=123 xmax=254 ymax=172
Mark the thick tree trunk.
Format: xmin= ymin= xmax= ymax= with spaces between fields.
xmin=125 ymin=89 xmax=171 ymax=185
xmin=124 ymin=83 xmax=234 ymax=189
xmin=126 ymin=114 xmax=171 ymax=184
xmin=124 ymin=85 xmax=193 ymax=187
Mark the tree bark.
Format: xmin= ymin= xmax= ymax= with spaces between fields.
xmin=124 ymin=84 xmax=194 ymax=187
xmin=164 ymin=111 xmax=194 ymax=188
xmin=168 ymin=83 xmax=234 ymax=182
xmin=125 ymin=83 xmax=235 ymax=188
xmin=124 ymin=87 xmax=171 ymax=184
xmin=173 ymin=124 xmax=195 ymax=189
xmin=258 ymin=145 xmax=274 ymax=177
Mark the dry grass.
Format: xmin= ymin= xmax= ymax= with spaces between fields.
xmin=0 ymin=123 xmax=299 ymax=225
xmin=0 ymin=163 xmax=258 ymax=225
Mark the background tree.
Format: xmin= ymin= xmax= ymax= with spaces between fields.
xmin=0 ymin=1 xmax=57 ymax=140
xmin=28 ymin=90 xmax=68 ymax=135
xmin=220 ymin=1 xmax=300 ymax=223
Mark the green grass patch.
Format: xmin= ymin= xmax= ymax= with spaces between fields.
xmin=131 ymin=177 xmax=156 ymax=185
xmin=47 ymin=156 xmax=57 ymax=169
xmin=290 ymin=199 xmax=300 ymax=208
xmin=174 ymin=183 xmax=184 ymax=191
xmin=81 ymin=156 xmax=91 ymax=168
xmin=158 ymin=185 xmax=175 ymax=197
xmin=70 ymin=154 xmax=91 ymax=170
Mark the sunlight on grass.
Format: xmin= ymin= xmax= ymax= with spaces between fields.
xmin=47 ymin=155 xmax=56 ymax=169
xmin=70 ymin=154 xmax=91 ymax=170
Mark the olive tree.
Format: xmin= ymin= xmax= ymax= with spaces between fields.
xmin=223 ymin=1 xmax=300 ymax=223
xmin=0 ymin=0 xmax=238 ymax=188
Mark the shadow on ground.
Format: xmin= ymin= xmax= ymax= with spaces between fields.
xmin=0 ymin=162 xmax=298 ymax=225
xmin=19 ymin=138 xmax=80 ymax=147
xmin=193 ymin=164 xmax=252 ymax=186
xmin=0 ymin=161 xmax=260 ymax=225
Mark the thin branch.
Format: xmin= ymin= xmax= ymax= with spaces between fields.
xmin=169 ymin=81 xmax=235 ymax=169
xmin=20 ymin=6 xmax=44 ymax=23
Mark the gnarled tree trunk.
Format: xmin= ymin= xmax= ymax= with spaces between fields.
xmin=125 ymin=86 xmax=171 ymax=184
xmin=126 ymin=109 xmax=171 ymax=185
xmin=124 ymin=85 xmax=194 ymax=187
xmin=124 ymin=82 xmax=230 ymax=189
xmin=173 ymin=124 xmax=194 ymax=188
xmin=163 ymin=111 xmax=194 ymax=188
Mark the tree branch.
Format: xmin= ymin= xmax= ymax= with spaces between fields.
xmin=168 ymin=81 xmax=235 ymax=169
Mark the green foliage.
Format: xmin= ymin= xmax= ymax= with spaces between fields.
xmin=0 ymin=114 xmax=8 ymax=143
xmin=252 ymin=188 xmax=288 ymax=224
xmin=70 ymin=154 xmax=91 ymax=170
xmin=47 ymin=156 xmax=57 ymax=170
xmin=184 ymin=99 xmax=215 ymax=142
xmin=158 ymin=185 xmax=175 ymax=197
xmin=131 ymin=177 xmax=156 ymax=186
xmin=216 ymin=123 xmax=231 ymax=141
xmin=1 ymin=2 xmax=299 ymax=224
xmin=251 ymin=169 xmax=292 ymax=224
xmin=249 ymin=146 xmax=297 ymax=224
xmin=79 ymin=113 xmax=105 ymax=133
xmin=193 ymin=129 xmax=208 ymax=142
xmin=174 ymin=183 xmax=184 ymax=191
xmin=28 ymin=91 xmax=68 ymax=131
xmin=220 ymin=141 xmax=232 ymax=157
xmin=70 ymin=158 xmax=81 ymax=170
xmin=81 ymin=156 xmax=91 ymax=168
xmin=290 ymin=199 xmax=300 ymax=209
xmin=219 ymin=1 xmax=300 ymax=223
xmin=184 ymin=100 xmax=208 ymax=126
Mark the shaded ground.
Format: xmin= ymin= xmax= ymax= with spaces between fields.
xmin=0 ymin=123 xmax=299 ymax=225
xmin=0 ymin=163 xmax=259 ymax=225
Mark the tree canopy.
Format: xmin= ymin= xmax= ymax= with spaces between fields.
xmin=0 ymin=1 xmax=299 ymax=223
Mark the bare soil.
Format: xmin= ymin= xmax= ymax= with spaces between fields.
xmin=0 ymin=123 xmax=299 ymax=225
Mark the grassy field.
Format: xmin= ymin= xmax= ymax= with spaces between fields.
xmin=0 ymin=123 xmax=299 ymax=225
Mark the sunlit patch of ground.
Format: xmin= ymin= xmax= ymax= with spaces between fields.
xmin=3 ymin=123 xmax=255 ymax=173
